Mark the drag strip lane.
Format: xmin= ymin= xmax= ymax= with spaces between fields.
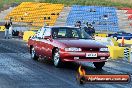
xmin=0 ymin=53 xmax=81 ymax=88
xmin=0 ymin=38 xmax=131 ymax=88
xmin=0 ymin=52 xmax=129 ymax=88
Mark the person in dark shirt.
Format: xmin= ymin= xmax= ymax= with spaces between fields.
xmin=4 ymin=21 xmax=11 ymax=39
xmin=75 ymin=21 xmax=81 ymax=28
xmin=84 ymin=22 xmax=95 ymax=37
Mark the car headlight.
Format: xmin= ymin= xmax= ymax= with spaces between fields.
xmin=65 ymin=47 xmax=82 ymax=52
xmin=100 ymin=48 xmax=109 ymax=52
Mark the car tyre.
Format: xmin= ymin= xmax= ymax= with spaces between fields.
xmin=93 ymin=62 xmax=105 ymax=69
xmin=31 ymin=47 xmax=39 ymax=61
xmin=53 ymin=48 xmax=62 ymax=68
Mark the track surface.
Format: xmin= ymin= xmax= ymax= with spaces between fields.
xmin=0 ymin=32 xmax=131 ymax=88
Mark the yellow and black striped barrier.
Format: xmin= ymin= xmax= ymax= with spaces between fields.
xmin=124 ymin=48 xmax=130 ymax=59
xmin=123 ymin=47 xmax=132 ymax=62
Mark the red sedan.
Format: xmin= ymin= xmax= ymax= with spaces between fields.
xmin=28 ymin=26 xmax=109 ymax=69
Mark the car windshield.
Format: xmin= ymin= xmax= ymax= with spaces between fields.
xmin=52 ymin=27 xmax=91 ymax=39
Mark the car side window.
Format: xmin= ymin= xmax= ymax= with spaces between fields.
xmin=36 ymin=28 xmax=45 ymax=39
xmin=72 ymin=29 xmax=79 ymax=37
xmin=43 ymin=28 xmax=51 ymax=38
xmin=52 ymin=28 xmax=66 ymax=38
xmin=58 ymin=29 xmax=66 ymax=37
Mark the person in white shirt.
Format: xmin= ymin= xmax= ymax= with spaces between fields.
xmin=9 ymin=21 xmax=13 ymax=38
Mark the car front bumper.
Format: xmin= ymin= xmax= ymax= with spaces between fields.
xmin=60 ymin=51 xmax=110 ymax=62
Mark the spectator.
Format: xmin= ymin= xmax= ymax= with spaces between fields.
xmin=103 ymin=15 xmax=108 ymax=20
xmin=4 ymin=21 xmax=11 ymax=39
xmin=90 ymin=8 xmax=96 ymax=12
xmin=75 ymin=21 xmax=81 ymax=28
xmin=83 ymin=22 xmax=95 ymax=37
xmin=9 ymin=20 xmax=13 ymax=38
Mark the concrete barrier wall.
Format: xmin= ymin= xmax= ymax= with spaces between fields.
xmin=95 ymin=37 xmax=119 ymax=46
xmin=95 ymin=36 xmax=131 ymax=59
xmin=117 ymin=39 xmax=132 ymax=45
xmin=0 ymin=26 xmax=5 ymax=31
xmin=108 ymin=46 xmax=124 ymax=59
xmin=23 ymin=31 xmax=36 ymax=41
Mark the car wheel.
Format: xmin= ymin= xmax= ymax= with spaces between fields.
xmin=93 ymin=62 xmax=105 ymax=69
xmin=31 ymin=47 xmax=39 ymax=61
xmin=53 ymin=48 xmax=62 ymax=67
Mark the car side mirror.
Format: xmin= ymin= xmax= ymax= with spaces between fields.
xmin=44 ymin=36 xmax=52 ymax=41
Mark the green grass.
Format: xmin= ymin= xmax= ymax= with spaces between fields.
xmin=0 ymin=0 xmax=132 ymax=9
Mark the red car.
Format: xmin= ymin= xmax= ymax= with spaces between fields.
xmin=28 ymin=26 xmax=109 ymax=69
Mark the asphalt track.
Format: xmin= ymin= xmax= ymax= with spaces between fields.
xmin=0 ymin=32 xmax=131 ymax=88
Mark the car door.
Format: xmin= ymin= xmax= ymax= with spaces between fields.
xmin=34 ymin=28 xmax=45 ymax=56
xmin=40 ymin=28 xmax=53 ymax=59
xmin=29 ymin=29 xmax=40 ymax=46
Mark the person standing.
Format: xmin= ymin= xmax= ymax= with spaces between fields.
xmin=9 ymin=20 xmax=13 ymax=38
xmin=84 ymin=22 xmax=95 ymax=37
xmin=75 ymin=21 xmax=81 ymax=28
xmin=4 ymin=21 xmax=11 ymax=39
